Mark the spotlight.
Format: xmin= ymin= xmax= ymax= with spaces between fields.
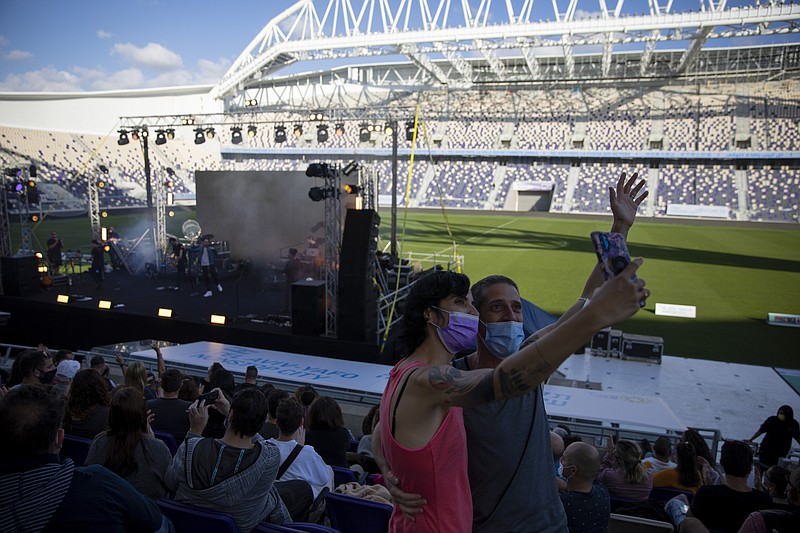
xmin=155 ymin=130 xmax=167 ymax=145
xmin=14 ymin=183 xmax=24 ymax=192
xmin=247 ymin=125 xmax=257 ymax=138
xmin=245 ymin=99 xmax=258 ymax=107
xmin=335 ymin=123 xmax=345 ymax=136
xmin=194 ymin=128 xmax=206 ymax=144
xmin=359 ymin=123 xmax=370 ymax=142
xmin=274 ymin=125 xmax=286 ymax=144
xmin=56 ymin=294 xmax=69 ymax=304
xmin=164 ymin=179 xmax=173 ymax=189
xmin=384 ymin=124 xmax=393 ymax=135
xmin=310 ymin=112 xmax=324 ymax=121
xmin=38 ymin=264 xmax=48 ymax=273
xmin=210 ymin=314 xmax=226 ymax=325
xmin=101 ymin=211 xmax=108 ymax=218
xmin=99 ymin=165 xmax=109 ymax=174
xmin=131 ymin=130 xmax=139 ymax=141
xmin=406 ymin=120 xmax=415 ymax=141
xmin=230 ymin=127 xmax=243 ymax=145
xmin=101 ymin=227 xmax=108 ymax=241
xmin=205 ymin=127 xmax=216 ymax=140
xmin=29 ymin=165 xmax=36 ymax=178
xmin=97 ymin=179 xmax=106 ymax=188
xmin=293 ymin=124 xmax=303 ymax=138
xmin=98 ymin=300 xmax=112 ymax=310
xmin=316 ymin=124 xmax=329 ymax=143
xmin=342 ymin=160 xmax=359 ymax=176
xmin=166 ymin=192 xmax=175 ymax=206
xmin=30 ymin=214 xmax=39 ymax=222
xmin=35 ymin=252 xmax=42 ymax=259
xmin=139 ymin=128 xmax=148 ymax=139
xmin=157 ymin=308 xmax=173 ymax=318
xmin=308 ymin=186 xmax=335 ymax=202
xmin=367 ymin=124 xmax=375 ymax=132
xmin=343 ymin=184 xmax=361 ymax=194
xmin=181 ymin=117 xmax=195 ymax=125
xmin=166 ymin=128 xmax=175 ymax=140
xmin=166 ymin=167 xmax=175 ymax=177
xmin=117 ymin=130 xmax=130 ymax=145
xmin=306 ymin=163 xmax=332 ymax=178
xmin=103 ymin=245 xmax=110 ymax=252
xmin=168 ymin=210 xmax=175 ymax=217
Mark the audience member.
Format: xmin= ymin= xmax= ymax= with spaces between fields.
xmin=305 ymin=396 xmax=352 ymax=467
xmin=236 ymin=365 xmax=259 ymax=393
xmin=738 ymin=466 xmax=800 ymax=533
xmin=90 ymin=355 xmax=117 ymax=390
xmin=123 ymin=361 xmax=156 ymax=401
xmin=683 ymin=429 xmax=723 ymax=485
xmin=0 ymin=385 xmax=164 ymax=531
xmin=559 ymin=442 xmax=611 ymax=533
xmin=295 ymin=385 xmax=319 ymax=427
xmin=268 ymin=398 xmax=334 ymax=500
xmin=552 ymin=431 xmax=566 ymax=475
xmin=759 ymin=465 xmax=790 ymax=504
xmin=53 ymin=349 xmax=74 ymax=365
xmin=63 ymin=369 xmax=112 ymax=439
xmin=643 ymin=436 xmax=677 ymax=473
xmin=165 ymin=388 xmax=291 ymax=530
xmin=11 ymin=349 xmax=56 ymax=389
xmin=52 ymin=359 xmax=81 ymax=398
xmin=597 ymin=439 xmax=653 ymax=500
xmin=749 ymin=405 xmax=800 ymax=467
xmin=690 ymin=440 xmax=772 ymax=532
xmin=178 ymin=375 xmax=200 ymax=402
xmin=202 ymin=367 xmax=236 ymax=438
xmin=147 ymin=368 xmax=193 ymax=442
xmin=85 ymin=387 xmax=172 ymax=498
xmin=260 ymin=389 xmax=289 ymax=440
xmin=653 ymin=441 xmax=703 ymax=493
xmin=349 ymin=404 xmax=381 ymax=473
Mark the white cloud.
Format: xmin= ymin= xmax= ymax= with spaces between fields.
xmin=97 ymin=30 xmax=112 ymax=39
xmin=5 ymin=50 xmax=32 ymax=61
xmin=111 ymin=42 xmax=182 ymax=70
xmin=146 ymin=69 xmax=194 ymax=87
xmin=0 ymin=66 xmax=83 ymax=92
xmin=196 ymin=57 xmax=232 ymax=83
xmin=90 ymin=67 xmax=146 ymax=90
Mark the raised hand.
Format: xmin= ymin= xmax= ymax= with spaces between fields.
xmin=609 ymin=171 xmax=648 ymax=235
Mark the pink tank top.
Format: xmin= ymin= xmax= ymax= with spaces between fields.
xmin=378 ymin=360 xmax=472 ymax=533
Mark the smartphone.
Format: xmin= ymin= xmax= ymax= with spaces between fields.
xmin=197 ymin=389 xmax=218 ymax=404
xmin=590 ymin=231 xmax=637 ymax=281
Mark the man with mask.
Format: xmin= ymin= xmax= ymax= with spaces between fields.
xmin=558 ymin=442 xmax=610 ymax=533
xmin=12 ymin=349 xmax=57 ymax=389
xmin=379 ymin=172 xmax=648 ymax=532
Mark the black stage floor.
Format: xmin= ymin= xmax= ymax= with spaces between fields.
xmin=0 ymin=267 xmax=385 ymax=362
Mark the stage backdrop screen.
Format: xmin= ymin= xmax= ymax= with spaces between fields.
xmin=195 ymin=170 xmax=325 ymax=265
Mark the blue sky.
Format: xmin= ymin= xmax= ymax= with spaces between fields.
xmin=0 ymin=0 xmax=777 ymax=92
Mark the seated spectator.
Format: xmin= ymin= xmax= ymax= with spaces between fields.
xmin=654 ymin=441 xmax=703 ymax=493
xmin=123 ymin=361 xmax=156 ymax=401
xmin=165 ymin=388 xmax=291 ymax=531
xmin=52 ymin=360 xmax=81 ymax=398
xmin=90 ymin=355 xmax=117 ymax=390
xmin=760 ymin=465 xmax=791 ymax=504
xmin=10 ymin=349 xmax=56 ymax=389
xmin=305 ymin=396 xmax=352 ymax=467
xmin=684 ymin=428 xmax=723 ymax=485
xmin=268 ymin=398 xmax=334 ymax=500
xmin=178 ymin=375 xmax=200 ymax=402
xmin=260 ymin=389 xmax=289 ymax=440
xmin=690 ymin=440 xmax=773 ymax=533
xmin=295 ymin=385 xmax=319 ymax=427
xmin=597 ymin=439 xmax=653 ymax=501
xmin=85 ymin=387 xmax=172 ymax=498
xmin=147 ymin=368 xmax=192 ymax=443
xmin=643 ymin=436 xmax=677 ymax=473
xmin=53 ymin=349 xmax=74 ymax=365
xmin=738 ymin=466 xmax=800 ymax=533
xmin=202 ymin=368 xmax=235 ymax=439
xmin=349 ymin=404 xmax=381 ymax=473
xmin=559 ymin=442 xmax=611 ymax=533
xmin=235 ymin=365 xmax=259 ymax=393
xmin=0 ymin=385 xmax=164 ymax=531
xmin=63 ymin=369 xmax=111 ymax=439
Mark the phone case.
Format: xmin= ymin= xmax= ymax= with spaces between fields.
xmin=590 ymin=231 xmax=637 ymax=281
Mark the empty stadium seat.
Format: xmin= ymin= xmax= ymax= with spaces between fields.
xmin=156 ymin=498 xmax=239 ymax=533
xmin=324 ymin=492 xmax=392 ymax=533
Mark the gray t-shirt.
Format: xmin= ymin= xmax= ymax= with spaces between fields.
xmin=454 ymin=357 xmax=568 ymax=533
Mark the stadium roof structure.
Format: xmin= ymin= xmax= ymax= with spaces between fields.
xmin=216 ymin=0 xmax=800 ymax=111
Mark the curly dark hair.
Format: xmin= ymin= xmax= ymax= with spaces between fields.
xmin=397 ymin=270 xmax=471 ymax=354
xmin=67 ymin=369 xmax=111 ymax=421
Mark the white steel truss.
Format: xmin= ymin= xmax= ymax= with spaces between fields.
xmin=216 ymin=0 xmax=800 ymax=98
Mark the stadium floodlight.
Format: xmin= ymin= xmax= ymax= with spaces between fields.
xmin=194 ymin=128 xmax=206 ymax=145
xmin=117 ymin=130 xmax=130 ymax=145
xmin=335 ymin=123 xmax=345 ymax=136
xmin=205 ymin=127 xmax=216 ymax=140
xmin=293 ymin=124 xmax=303 ymax=138
xmin=317 ymin=124 xmax=329 ymax=143
xmin=247 ymin=125 xmax=257 ymax=138
xmin=155 ymin=130 xmax=167 ymax=145
xmin=231 ymin=127 xmax=243 ymax=145
xmin=274 ymin=125 xmax=286 ymax=144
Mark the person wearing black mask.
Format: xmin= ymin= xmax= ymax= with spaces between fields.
xmin=12 ymin=349 xmax=56 ymax=389
xmin=750 ymin=405 xmax=800 ymax=467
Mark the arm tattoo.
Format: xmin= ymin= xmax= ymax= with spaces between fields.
xmin=496 ymin=367 xmax=531 ymax=398
xmin=427 ymin=366 xmax=495 ymax=406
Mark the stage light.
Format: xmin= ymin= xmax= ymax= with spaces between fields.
xmin=166 ymin=128 xmax=175 ymax=140
xmin=247 ymin=125 xmax=257 ymax=138
xmin=194 ymin=128 xmax=205 ymax=144
xmin=358 ymin=123 xmax=370 ymax=142
xmin=166 ymin=192 xmax=175 ymax=206
xmin=181 ymin=117 xmax=195 ymax=125
xmin=205 ymin=127 xmax=216 ymax=140
xmin=293 ymin=124 xmax=303 ymax=138
xmin=103 ymin=245 xmax=110 ymax=252
xmin=384 ymin=124 xmax=393 ymax=135
xmin=343 ymin=184 xmax=361 ymax=194
xmin=157 ymin=308 xmax=173 ymax=318
xmin=164 ymin=179 xmax=173 ymax=188
xmin=210 ymin=314 xmax=226 ymax=325
xmin=30 ymin=214 xmax=39 ymax=222
xmin=29 ymin=165 xmax=37 ymax=178
xmin=274 ymin=125 xmax=286 ymax=143
xmin=26 ymin=180 xmax=35 ymax=188
xmin=166 ymin=167 xmax=175 ymax=177
xmin=231 ymin=127 xmax=243 ymax=145
xmin=342 ymin=160 xmax=359 ymax=176
xmin=168 ymin=210 xmax=175 ymax=217
xmin=98 ymin=300 xmax=112 ymax=310
xmin=306 ymin=163 xmax=332 ymax=178
xmin=4 ymin=168 xmax=22 ymax=177
xmin=56 ymin=294 xmax=69 ymax=304
xmin=38 ymin=264 xmax=48 ymax=273
xmin=131 ymin=130 xmax=139 ymax=141
xmin=101 ymin=211 xmax=108 ymax=218
xmin=308 ymin=186 xmax=335 ymax=202
xmin=310 ymin=112 xmax=324 ymax=121
xmin=367 ymin=124 xmax=375 ymax=132
xmin=97 ymin=179 xmax=106 ymax=188
xmin=35 ymin=252 xmax=42 ymax=259
xmin=117 ymin=130 xmax=130 ymax=145
xmin=99 ymin=164 xmax=109 ymax=174
xmin=155 ymin=130 xmax=167 ymax=145
xmin=139 ymin=128 xmax=148 ymax=139
xmin=316 ymin=124 xmax=329 ymax=143
xmin=335 ymin=123 xmax=345 ymax=136
xmin=245 ymin=99 xmax=258 ymax=107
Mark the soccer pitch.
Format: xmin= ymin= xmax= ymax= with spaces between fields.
xmin=11 ymin=208 xmax=800 ymax=369
xmin=382 ymin=210 xmax=800 ymax=369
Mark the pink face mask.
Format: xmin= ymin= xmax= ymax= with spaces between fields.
xmin=432 ymin=306 xmax=479 ymax=354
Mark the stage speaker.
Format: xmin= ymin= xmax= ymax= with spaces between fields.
xmin=1 ymin=255 xmax=40 ymax=297
xmin=338 ymin=209 xmax=380 ymax=343
xmin=292 ymin=280 xmax=325 ymax=336
xmin=339 ymin=209 xmax=380 ymax=279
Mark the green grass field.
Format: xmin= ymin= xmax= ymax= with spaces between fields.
xmin=10 ymin=208 xmax=800 ymax=369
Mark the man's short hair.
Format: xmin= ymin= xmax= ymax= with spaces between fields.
xmin=470 ymin=275 xmax=519 ymax=312
xmin=275 ymin=397 xmax=304 ymax=435
xmin=267 ymin=389 xmax=289 ymax=419
xmin=245 ymin=365 xmax=258 ymax=380
xmin=160 ymin=368 xmax=183 ymax=393
xmin=0 ymin=385 xmax=65 ymax=457
xmin=653 ymin=436 xmax=672 ymax=458
xmin=18 ymin=349 xmax=49 ymax=379
xmin=90 ymin=355 xmax=105 ymax=368
xmin=229 ymin=388 xmax=268 ymax=439
xmin=565 ymin=442 xmax=601 ymax=480
xmin=720 ymin=440 xmax=753 ymax=477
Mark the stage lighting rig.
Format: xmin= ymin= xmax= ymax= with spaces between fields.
xmin=194 ymin=128 xmax=206 ymax=145
xmin=155 ymin=130 xmax=167 ymax=145
xmin=117 ymin=130 xmax=130 ymax=145
xmin=248 ymin=125 xmax=257 ymax=138
xmin=166 ymin=128 xmax=175 ymax=140
xmin=335 ymin=123 xmax=345 ymax=136
xmin=245 ymin=99 xmax=258 ymax=107
xmin=231 ymin=127 xmax=243 ymax=145
xmin=384 ymin=124 xmax=393 ymax=135
xmin=97 ymin=179 xmax=106 ymax=189
xmin=359 ymin=123 xmax=370 ymax=142
xmin=29 ymin=165 xmax=36 ymax=178
xmin=205 ymin=127 xmax=216 ymax=140
xmin=306 ymin=163 xmax=334 ymax=179
xmin=317 ymin=124 xmax=329 ymax=143
xmin=405 ymin=120 xmax=415 ymax=141
xmin=166 ymin=167 xmax=175 ymax=177
xmin=293 ymin=124 xmax=303 ymax=138
xmin=274 ymin=125 xmax=286 ymax=144
xmin=308 ymin=186 xmax=336 ymax=202
xmin=99 ymin=165 xmax=109 ymax=174
xmin=310 ymin=112 xmax=325 ymax=121
xmin=181 ymin=117 xmax=195 ymax=125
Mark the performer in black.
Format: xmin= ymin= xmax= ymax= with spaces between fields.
xmin=46 ymin=231 xmax=64 ymax=274
xmin=169 ymin=237 xmax=191 ymax=290
xmin=90 ymin=239 xmax=105 ymax=289
xmin=199 ymin=237 xmax=222 ymax=298
xmin=283 ymin=248 xmax=304 ymax=313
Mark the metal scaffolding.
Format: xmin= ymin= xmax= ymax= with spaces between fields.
xmin=323 ymin=166 xmax=342 ymax=337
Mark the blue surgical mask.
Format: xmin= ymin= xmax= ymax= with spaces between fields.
xmin=483 ymin=321 xmax=525 ymax=358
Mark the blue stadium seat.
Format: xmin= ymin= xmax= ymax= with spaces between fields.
xmin=324 ymin=492 xmax=392 ymax=533
xmin=649 ymin=486 xmax=694 ymax=504
xmin=331 ymin=466 xmax=358 ymax=488
xmin=255 ymin=522 xmax=340 ymax=532
xmin=156 ymin=498 xmax=239 ymax=533
xmin=60 ymin=434 xmax=93 ymax=466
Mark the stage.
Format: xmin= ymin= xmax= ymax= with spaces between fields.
xmin=0 ymin=265 xmax=386 ymax=362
